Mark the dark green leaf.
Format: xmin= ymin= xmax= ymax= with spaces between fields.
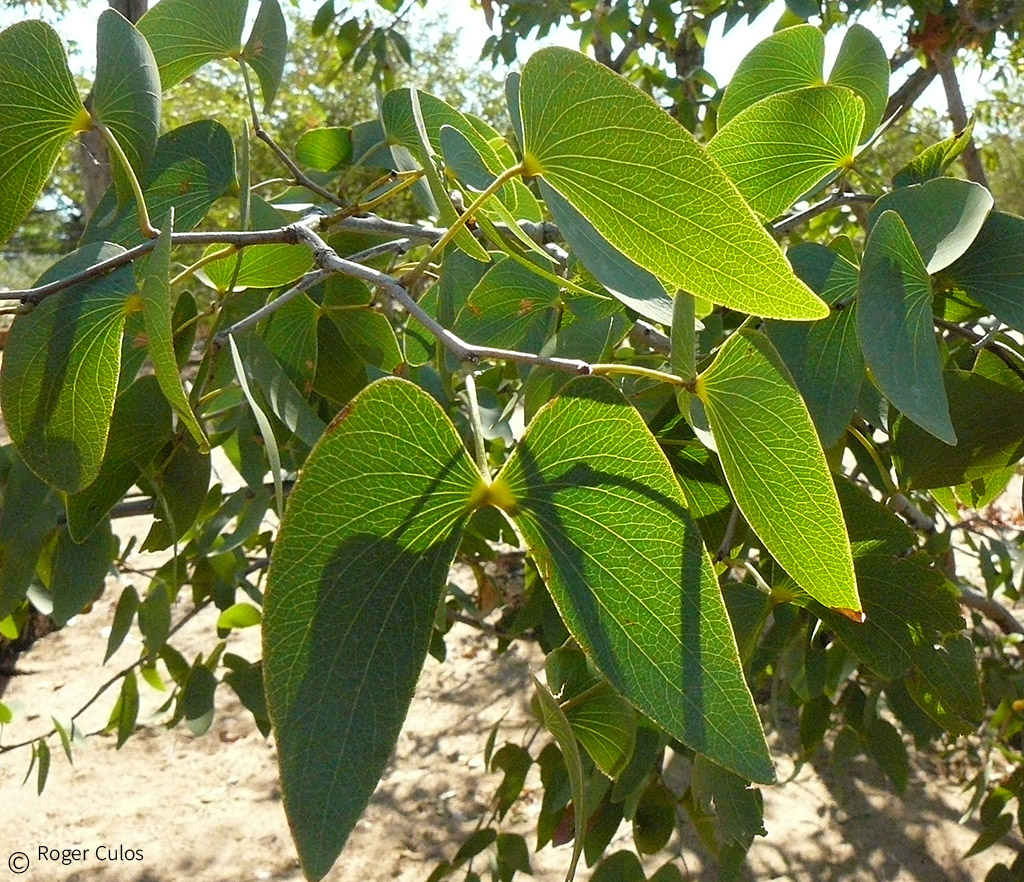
xmin=692 ymin=755 xmax=766 ymax=844
xmin=817 ymin=555 xmax=962 ymax=680
xmin=591 ymin=851 xmax=646 ymax=882
xmin=858 ymin=210 xmax=955 ymax=444
xmin=864 ymin=717 xmax=909 ymax=793
xmin=946 ymin=211 xmax=1024 ymax=331
xmin=870 ymin=178 xmax=993 ymax=273
xmin=264 ymin=378 xmax=482 ymax=881
xmin=110 ymin=670 xmax=140 ymax=748
xmin=892 ymin=370 xmax=1024 ymax=488
xmin=0 ymin=451 xmax=61 ymax=618
xmin=92 ymin=9 xmax=161 ymax=196
xmin=243 ymin=0 xmax=288 ymax=111
xmin=633 ymin=782 xmax=676 ymax=853
xmin=141 ymin=435 xmax=211 ymax=550
xmin=105 ymin=585 xmax=140 ymax=662
xmin=50 ymin=523 xmax=114 ymax=625
xmin=494 ymin=377 xmax=773 ymax=783
xmin=910 ymin=635 xmax=984 ymax=729
xmin=182 ymin=662 xmax=217 ymax=736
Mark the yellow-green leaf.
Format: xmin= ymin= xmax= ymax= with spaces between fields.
xmin=696 ymin=329 xmax=859 ymax=612
xmin=0 ymin=21 xmax=87 ymax=246
xmin=519 ymin=47 xmax=826 ymax=320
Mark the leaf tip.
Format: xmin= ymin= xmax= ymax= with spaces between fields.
xmin=834 ymin=606 xmax=866 ymax=624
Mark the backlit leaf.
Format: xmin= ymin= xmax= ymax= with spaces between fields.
xmin=1 ymin=243 xmax=133 ymax=493
xmin=519 ymin=47 xmax=826 ymax=320
xmin=264 ymin=378 xmax=482 ymax=880
xmin=295 ymin=127 xmax=353 ymax=171
xmin=82 ymin=120 xmax=236 ymax=247
xmin=893 ymin=122 xmax=975 ymax=188
xmin=493 ymin=376 xmax=774 ymax=783
xmin=243 ymin=0 xmax=288 ymax=111
xmin=708 ymin=86 xmax=863 ymax=221
xmin=141 ymin=218 xmax=207 ymax=450
xmin=696 ymin=329 xmax=859 ymax=612
xmin=0 ymin=21 xmax=87 ymax=247
xmin=857 ymin=210 xmax=955 ymax=444
xmin=137 ymin=0 xmax=248 ymax=91
xmin=829 ymin=24 xmax=890 ymax=140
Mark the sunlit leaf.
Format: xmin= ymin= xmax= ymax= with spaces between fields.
xmin=708 ymin=86 xmax=863 ymax=221
xmin=519 ymin=47 xmax=826 ymax=320
xmin=137 ymin=0 xmax=248 ymax=91
xmin=696 ymin=329 xmax=859 ymax=612
xmin=0 ymin=21 xmax=88 ymax=247
xmin=494 ymin=376 xmax=774 ymax=783
xmin=243 ymin=0 xmax=288 ymax=111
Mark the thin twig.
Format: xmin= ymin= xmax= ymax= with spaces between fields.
xmin=959 ymin=585 xmax=1024 ymax=647
xmin=771 ymin=192 xmax=878 ymax=237
xmin=936 ymin=54 xmax=989 ymax=187
xmin=936 ymin=318 xmax=1024 ymax=384
xmin=215 ymin=269 xmax=331 ymax=343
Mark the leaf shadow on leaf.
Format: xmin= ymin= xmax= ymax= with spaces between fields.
xmin=270 ymin=448 xmax=473 ymax=881
xmin=508 ymin=437 xmax=712 ymax=756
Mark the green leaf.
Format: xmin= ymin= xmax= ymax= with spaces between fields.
xmin=181 ymin=662 xmax=217 ymax=736
xmin=50 ymin=523 xmax=114 ymax=626
xmin=857 ymin=210 xmax=955 ymax=444
xmin=864 ymin=717 xmax=909 ymax=793
xmin=264 ymin=378 xmax=482 ymax=881
xmin=633 ymin=782 xmax=676 ymax=853
xmin=451 ymin=256 xmax=559 ymax=354
xmin=539 ymin=180 xmax=673 ymax=325
xmin=0 ymin=451 xmax=62 ymax=619
xmin=718 ymin=24 xmax=888 ymax=142
xmin=591 ymin=851 xmax=646 ymax=882
xmin=870 ymin=178 xmax=993 ymax=273
xmin=494 ymin=376 xmax=773 ymax=783
xmin=691 ymin=755 xmax=766 ymax=844
xmin=532 ymin=674 xmax=586 ymax=882
xmin=718 ymin=25 xmax=825 ymax=126
xmin=519 ymin=47 xmax=826 ymax=321
xmin=329 ymin=309 xmax=403 ymax=372
xmin=816 ymin=555 xmax=962 ymax=680
xmin=909 ymin=635 xmax=984 ymax=730
xmin=708 ymin=86 xmax=863 ymax=221
xmin=137 ymin=0 xmax=248 ymax=91
xmin=766 ymin=305 xmax=862 ymax=449
xmin=66 ymin=375 xmax=173 ymax=542
xmin=835 ymin=476 xmax=915 ymax=557
xmin=82 ymin=120 xmax=236 ymax=247
xmin=0 ymin=21 xmax=87 ymax=247
xmin=92 ymin=9 xmax=161 ymax=195
xmin=217 ymin=602 xmax=262 ymax=630
xmin=242 ymin=334 xmax=326 ymax=449
xmin=140 ymin=434 xmax=210 ymax=550
xmin=105 ymin=585 xmax=139 ymax=662
xmin=0 ymin=243 xmax=133 ymax=493
xmin=829 ymin=24 xmax=890 ymax=140
xmin=243 ymin=0 xmax=288 ymax=111
xmin=697 ymin=329 xmax=858 ymax=612
xmin=36 ymin=738 xmax=51 ymax=795
xmin=946 ymin=211 xmax=1024 ymax=331
xmin=893 ymin=122 xmax=975 ymax=188
xmin=892 ymin=370 xmax=1024 ymax=489
xmin=201 ymin=196 xmax=312 ymax=290
xmin=295 ymin=126 xmax=353 ymax=171
xmin=141 ymin=218 xmax=207 ymax=450
xmin=110 ymin=670 xmax=140 ymax=748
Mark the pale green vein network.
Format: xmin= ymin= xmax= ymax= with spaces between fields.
xmin=699 ymin=330 xmax=859 ymax=611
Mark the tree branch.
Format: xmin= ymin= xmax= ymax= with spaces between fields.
xmin=959 ymin=585 xmax=1024 ymax=647
xmin=771 ymin=192 xmax=878 ymax=237
xmin=936 ymin=54 xmax=989 ymax=187
xmin=884 ymin=64 xmax=941 ymax=127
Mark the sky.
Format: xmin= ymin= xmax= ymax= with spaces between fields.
xmin=0 ymin=0 xmax=989 ymax=118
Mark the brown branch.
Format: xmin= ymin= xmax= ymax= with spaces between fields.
xmin=884 ymin=64 xmax=941 ymax=127
xmin=959 ymin=585 xmax=1024 ymax=647
xmin=936 ymin=54 xmax=989 ymax=187
xmin=771 ymin=192 xmax=878 ymax=236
